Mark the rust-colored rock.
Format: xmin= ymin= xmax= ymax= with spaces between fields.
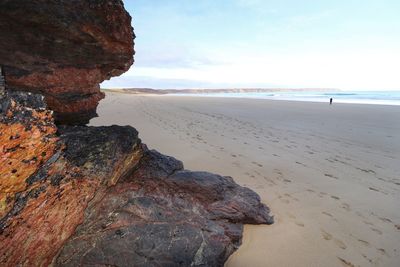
xmin=0 ymin=94 xmax=58 ymax=218
xmin=0 ymin=2 xmax=274 ymax=266
xmin=0 ymin=91 xmax=273 ymax=266
xmin=0 ymin=0 xmax=135 ymax=124
xmin=0 ymin=91 xmax=143 ymax=266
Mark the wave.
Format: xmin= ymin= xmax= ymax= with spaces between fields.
xmin=173 ymin=91 xmax=400 ymax=106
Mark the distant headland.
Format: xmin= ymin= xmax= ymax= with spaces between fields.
xmin=101 ymin=87 xmax=341 ymax=95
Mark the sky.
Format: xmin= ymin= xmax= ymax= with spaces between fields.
xmin=102 ymin=0 xmax=400 ymax=90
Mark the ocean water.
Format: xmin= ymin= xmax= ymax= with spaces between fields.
xmin=174 ymin=91 xmax=400 ymax=106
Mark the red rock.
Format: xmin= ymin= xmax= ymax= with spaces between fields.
xmin=0 ymin=2 xmax=274 ymax=266
xmin=0 ymin=90 xmax=273 ymax=267
xmin=0 ymin=0 xmax=135 ymax=124
xmin=0 ymin=91 xmax=143 ymax=266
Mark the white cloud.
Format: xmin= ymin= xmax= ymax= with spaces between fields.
xmin=109 ymin=47 xmax=400 ymax=90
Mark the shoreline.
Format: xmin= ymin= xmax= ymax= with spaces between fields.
xmin=91 ymin=93 xmax=400 ymax=267
xmin=101 ymin=89 xmax=400 ymax=106
xmin=164 ymin=94 xmax=400 ymax=106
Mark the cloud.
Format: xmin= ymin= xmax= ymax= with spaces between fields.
xmin=102 ymin=76 xmax=218 ymax=89
xmin=119 ymin=1 xmax=400 ymax=91
xmin=104 ymin=45 xmax=400 ymax=91
xmin=136 ymin=48 xmax=222 ymax=69
xmin=101 ymin=75 xmax=279 ymax=89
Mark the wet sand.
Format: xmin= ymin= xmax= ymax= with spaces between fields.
xmin=90 ymin=93 xmax=400 ymax=266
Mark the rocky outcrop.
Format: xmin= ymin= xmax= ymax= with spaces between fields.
xmin=56 ymin=151 xmax=272 ymax=266
xmin=0 ymin=0 xmax=135 ymax=124
xmin=0 ymin=91 xmax=273 ymax=266
xmin=0 ymin=1 xmax=273 ymax=266
xmin=0 ymin=91 xmax=143 ymax=266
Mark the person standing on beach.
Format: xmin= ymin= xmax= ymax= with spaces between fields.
xmin=330 ymin=98 xmax=333 ymax=105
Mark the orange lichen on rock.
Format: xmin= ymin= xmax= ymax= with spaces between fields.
xmin=0 ymin=100 xmax=58 ymax=218
xmin=0 ymin=170 xmax=99 ymax=266
xmin=0 ymin=91 xmax=145 ymax=266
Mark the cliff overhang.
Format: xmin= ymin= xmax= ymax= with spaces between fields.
xmin=0 ymin=1 xmax=273 ymax=266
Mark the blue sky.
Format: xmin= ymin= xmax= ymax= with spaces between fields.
xmin=102 ymin=0 xmax=400 ymax=90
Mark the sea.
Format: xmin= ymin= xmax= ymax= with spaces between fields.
xmin=174 ymin=91 xmax=400 ymax=106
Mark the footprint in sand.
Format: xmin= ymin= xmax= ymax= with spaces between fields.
xmin=321 ymin=230 xmax=346 ymax=249
xmin=337 ymin=257 xmax=355 ymax=267
xmin=295 ymin=161 xmax=307 ymax=167
xmin=371 ymin=186 xmax=388 ymax=195
xmin=318 ymin=192 xmax=327 ymax=198
xmin=331 ymin=195 xmax=340 ymax=200
xmin=363 ymin=220 xmax=374 ymax=226
xmin=324 ymin=173 xmax=339 ymax=179
xmin=251 ymin=162 xmax=263 ymax=167
xmin=322 ymin=211 xmax=333 ymax=217
xmin=378 ymin=217 xmax=393 ymax=223
xmin=357 ymin=239 xmax=370 ymax=247
xmin=334 ymin=239 xmax=347 ymax=250
xmin=341 ymin=203 xmax=351 ymax=211
xmin=295 ymin=221 xmax=305 ymax=227
xmin=377 ymin=248 xmax=387 ymax=256
xmin=362 ymin=254 xmax=373 ymax=264
xmin=357 ymin=168 xmax=376 ymax=175
xmin=321 ymin=230 xmax=332 ymax=240
xmin=371 ymin=228 xmax=383 ymax=235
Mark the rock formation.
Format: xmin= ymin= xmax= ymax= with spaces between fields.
xmin=0 ymin=0 xmax=134 ymax=124
xmin=0 ymin=1 xmax=273 ymax=266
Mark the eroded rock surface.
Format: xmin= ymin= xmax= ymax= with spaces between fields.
xmin=0 ymin=0 xmax=135 ymax=124
xmin=0 ymin=1 xmax=273 ymax=266
xmin=56 ymin=148 xmax=273 ymax=267
xmin=0 ymin=91 xmax=273 ymax=266
xmin=0 ymin=91 xmax=143 ymax=266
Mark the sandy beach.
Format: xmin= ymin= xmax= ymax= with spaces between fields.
xmin=90 ymin=92 xmax=400 ymax=267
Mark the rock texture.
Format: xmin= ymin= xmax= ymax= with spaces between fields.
xmin=0 ymin=0 xmax=135 ymax=124
xmin=0 ymin=91 xmax=143 ymax=266
xmin=0 ymin=1 xmax=273 ymax=266
xmin=0 ymin=91 xmax=273 ymax=266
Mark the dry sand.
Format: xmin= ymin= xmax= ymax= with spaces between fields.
xmin=90 ymin=93 xmax=400 ymax=267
